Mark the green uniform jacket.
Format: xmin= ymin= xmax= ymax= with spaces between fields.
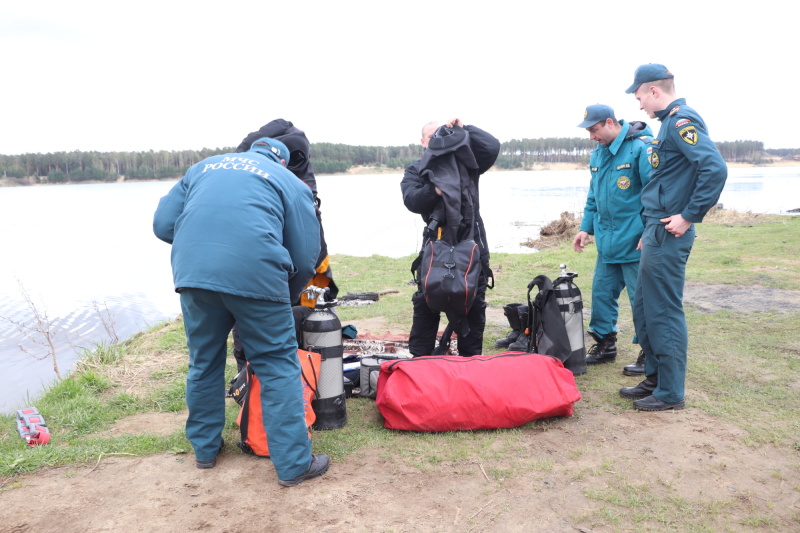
xmin=643 ymin=98 xmax=728 ymax=222
xmin=153 ymin=151 xmax=321 ymax=304
xmin=580 ymin=120 xmax=653 ymax=263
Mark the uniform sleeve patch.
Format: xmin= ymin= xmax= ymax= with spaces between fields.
xmin=679 ymin=125 xmax=699 ymax=145
xmin=649 ymin=151 xmax=660 ymax=168
xmin=675 ymin=119 xmax=692 ymax=128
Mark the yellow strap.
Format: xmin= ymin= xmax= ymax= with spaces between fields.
xmin=300 ymin=254 xmax=334 ymax=308
xmin=316 ymin=255 xmax=330 ymax=274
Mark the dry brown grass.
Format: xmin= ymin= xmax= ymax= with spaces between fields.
xmin=520 ymin=211 xmax=585 ymax=250
xmin=76 ymin=320 xmax=188 ymax=398
xmin=521 ymin=208 xmax=778 ymax=251
xmin=703 ymin=207 xmax=775 ymax=225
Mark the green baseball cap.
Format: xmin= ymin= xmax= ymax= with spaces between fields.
xmin=625 ymin=63 xmax=674 ymax=94
xmin=578 ymin=104 xmax=615 ymax=128
xmin=249 ymin=137 xmax=290 ymax=165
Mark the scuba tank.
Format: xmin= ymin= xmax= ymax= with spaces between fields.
xmin=553 ymin=264 xmax=587 ymax=376
xmin=301 ymin=286 xmax=347 ymax=430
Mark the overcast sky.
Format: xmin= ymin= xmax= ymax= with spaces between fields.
xmin=2 ymin=0 xmax=797 ymax=155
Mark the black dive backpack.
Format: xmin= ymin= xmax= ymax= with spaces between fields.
xmin=525 ymin=273 xmax=586 ymax=376
xmin=411 ymin=205 xmax=487 ymax=340
xmin=419 ymin=236 xmax=481 ymax=319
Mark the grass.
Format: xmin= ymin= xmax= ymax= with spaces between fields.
xmin=690 ymin=209 xmax=800 ymax=289
xmin=1 ymin=211 xmax=799 ymax=530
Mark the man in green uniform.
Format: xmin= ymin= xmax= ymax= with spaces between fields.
xmin=574 ymin=104 xmax=652 ymax=374
xmin=620 ymin=64 xmax=727 ymax=411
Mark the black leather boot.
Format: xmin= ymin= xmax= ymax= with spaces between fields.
xmin=633 ymin=395 xmax=685 ymax=411
xmin=495 ymin=303 xmax=522 ymax=348
xmin=623 ymin=349 xmax=645 ymax=376
xmin=585 ymin=331 xmax=617 ymax=365
xmin=619 ymin=375 xmax=657 ymax=399
xmin=508 ymin=306 xmax=530 ymax=352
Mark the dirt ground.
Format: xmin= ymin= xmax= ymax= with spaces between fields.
xmin=2 ymin=284 xmax=799 ymax=532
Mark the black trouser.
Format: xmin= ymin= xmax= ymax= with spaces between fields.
xmin=409 ymin=277 xmax=487 ymax=357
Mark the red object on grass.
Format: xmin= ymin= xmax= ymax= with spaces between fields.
xmin=376 ymin=352 xmax=581 ymax=432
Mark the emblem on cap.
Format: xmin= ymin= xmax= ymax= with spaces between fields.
xmin=679 ymin=126 xmax=698 ymax=145
xmin=584 ymin=110 xmax=589 ymax=119
xmin=617 ymin=176 xmax=631 ymax=189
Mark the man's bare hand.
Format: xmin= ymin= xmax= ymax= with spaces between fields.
xmin=660 ymin=214 xmax=691 ymax=237
xmin=573 ymin=231 xmax=589 ymax=252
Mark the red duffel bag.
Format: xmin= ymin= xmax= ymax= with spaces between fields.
xmin=375 ymin=352 xmax=581 ymax=432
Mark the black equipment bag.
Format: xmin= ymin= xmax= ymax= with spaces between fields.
xmin=552 ymin=273 xmax=587 ymax=373
xmin=419 ymin=237 xmax=481 ymax=319
xmin=526 ymin=274 xmax=586 ymax=376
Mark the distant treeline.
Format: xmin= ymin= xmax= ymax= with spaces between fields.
xmin=1 ymin=139 xmax=797 ymax=185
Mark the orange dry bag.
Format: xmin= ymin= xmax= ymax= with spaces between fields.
xmin=236 ymin=349 xmax=321 ymax=457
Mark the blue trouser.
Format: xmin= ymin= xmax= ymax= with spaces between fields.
xmin=179 ymin=288 xmax=311 ymax=480
xmin=589 ymin=258 xmax=640 ymax=344
xmin=634 ymin=221 xmax=695 ymax=403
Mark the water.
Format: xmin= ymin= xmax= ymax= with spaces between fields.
xmin=0 ymin=181 xmax=179 ymax=414
xmin=315 ymin=170 xmax=592 ymax=257
xmin=1 ymin=166 xmax=797 ymax=413
xmin=715 ymin=166 xmax=800 ymax=214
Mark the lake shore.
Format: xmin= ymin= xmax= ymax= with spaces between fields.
xmin=2 ymin=160 xmax=799 ymax=187
xmin=2 ymin=213 xmax=799 ymax=532
xmin=339 ymin=159 xmax=800 ymax=175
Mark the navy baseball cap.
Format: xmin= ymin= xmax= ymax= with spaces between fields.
xmin=249 ymin=137 xmax=290 ymax=165
xmin=625 ymin=63 xmax=674 ymax=94
xmin=578 ymin=104 xmax=615 ymax=128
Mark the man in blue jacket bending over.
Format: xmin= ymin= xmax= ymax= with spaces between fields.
xmin=153 ymin=137 xmax=329 ymax=486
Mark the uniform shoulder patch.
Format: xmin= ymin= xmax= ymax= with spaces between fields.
xmin=649 ymin=151 xmax=660 ymax=168
xmin=675 ymin=118 xmax=692 ymax=128
xmin=678 ymin=125 xmax=699 ymax=145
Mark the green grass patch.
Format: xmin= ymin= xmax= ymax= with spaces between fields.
xmin=2 ymin=214 xmax=800 ymax=531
